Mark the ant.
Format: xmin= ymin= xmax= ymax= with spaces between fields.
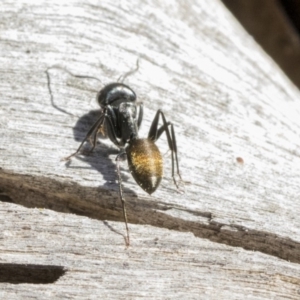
xmin=46 ymin=62 xmax=182 ymax=246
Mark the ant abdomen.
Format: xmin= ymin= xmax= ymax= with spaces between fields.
xmin=97 ymin=83 xmax=136 ymax=108
xmin=126 ymin=138 xmax=163 ymax=195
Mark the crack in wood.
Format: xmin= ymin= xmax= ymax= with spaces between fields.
xmin=0 ymin=263 xmax=66 ymax=284
xmin=1 ymin=170 xmax=299 ymax=264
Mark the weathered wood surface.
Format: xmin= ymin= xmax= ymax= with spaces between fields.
xmin=1 ymin=0 xmax=300 ymax=299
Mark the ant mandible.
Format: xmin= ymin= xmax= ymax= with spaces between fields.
xmin=47 ymin=62 xmax=182 ymax=246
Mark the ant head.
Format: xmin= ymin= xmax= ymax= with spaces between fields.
xmin=97 ymin=83 xmax=136 ymax=108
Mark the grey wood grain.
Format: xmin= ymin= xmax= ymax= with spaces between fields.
xmin=1 ymin=0 xmax=300 ymax=299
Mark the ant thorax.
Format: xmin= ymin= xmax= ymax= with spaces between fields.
xmin=118 ymin=102 xmax=139 ymax=143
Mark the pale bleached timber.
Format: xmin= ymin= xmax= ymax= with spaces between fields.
xmin=1 ymin=0 xmax=300 ymax=299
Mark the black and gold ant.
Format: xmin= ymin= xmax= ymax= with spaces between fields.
xmin=46 ymin=62 xmax=182 ymax=246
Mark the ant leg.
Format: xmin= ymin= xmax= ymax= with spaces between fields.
xmin=148 ymin=110 xmax=182 ymax=189
xmin=104 ymin=109 xmax=126 ymax=148
xmin=156 ymin=121 xmax=171 ymax=140
xmin=116 ymin=152 xmax=130 ymax=247
xmin=63 ymin=105 xmax=121 ymax=161
xmin=137 ymin=103 xmax=144 ymax=129
xmin=156 ymin=122 xmax=182 ymax=181
xmin=169 ymin=123 xmax=182 ymax=182
xmin=62 ymin=114 xmax=105 ymax=161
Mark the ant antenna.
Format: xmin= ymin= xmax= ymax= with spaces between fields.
xmin=117 ymin=58 xmax=140 ymax=83
xmin=46 ymin=66 xmax=103 ymax=116
xmin=46 ymin=68 xmax=75 ymax=116
xmin=47 ymin=65 xmax=102 ymax=83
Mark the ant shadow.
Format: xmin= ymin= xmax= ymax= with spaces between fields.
xmin=64 ymin=108 xmax=136 ymax=196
